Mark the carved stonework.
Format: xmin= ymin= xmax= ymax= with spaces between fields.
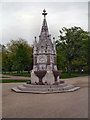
xmin=31 ymin=9 xmax=60 ymax=85
xmin=37 ymin=55 xmax=47 ymax=64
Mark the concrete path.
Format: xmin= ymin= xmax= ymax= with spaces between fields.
xmin=0 ymin=74 xmax=31 ymax=80
xmin=1 ymin=76 xmax=88 ymax=118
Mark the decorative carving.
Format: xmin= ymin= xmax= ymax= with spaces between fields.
xmin=37 ymin=55 xmax=47 ymax=63
xmin=50 ymin=55 xmax=54 ymax=63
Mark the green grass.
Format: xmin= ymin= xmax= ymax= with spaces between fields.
xmin=2 ymin=72 xmax=31 ymax=77
xmin=0 ymin=77 xmax=10 ymax=78
xmin=0 ymin=79 xmax=30 ymax=83
xmin=60 ymin=72 xmax=89 ymax=79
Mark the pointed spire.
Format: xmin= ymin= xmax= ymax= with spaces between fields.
xmin=38 ymin=10 xmax=53 ymax=54
xmin=40 ymin=9 xmax=49 ymax=35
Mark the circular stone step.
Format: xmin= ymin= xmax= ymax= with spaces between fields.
xmin=12 ymin=83 xmax=80 ymax=93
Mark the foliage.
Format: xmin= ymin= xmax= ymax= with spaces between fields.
xmin=0 ymin=44 xmax=6 ymax=51
xmin=56 ymin=26 xmax=88 ymax=75
xmin=57 ymin=51 xmax=68 ymax=71
xmin=2 ymin=38 xmax=33 ymax=73
xmin=88 ymin=33 xmax=90 ymax=74
xmin=2 ymin=50 xmax=12 ymax=72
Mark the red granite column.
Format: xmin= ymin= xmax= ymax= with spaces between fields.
xmin=34 ymin=56 xmax=37 ymax=65
xmin=47 ymin=56 xmax=50 ymax=65
xmin=54 ymin=56 xmax=56 ymax=65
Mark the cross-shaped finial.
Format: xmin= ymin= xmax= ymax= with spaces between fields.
xmin=42 ymin=9 xmax=48 ymax=17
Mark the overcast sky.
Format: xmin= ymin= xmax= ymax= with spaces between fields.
xmin=0 ymin=1 xmax=89 ymax=46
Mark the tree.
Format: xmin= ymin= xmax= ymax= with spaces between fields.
xmin=2 ymin=50 xmax=12 ymax=72
xmin=7 ymin=38 xmax=33 ymax=73
xmin=56 ymin=51 xmax=68 ymax=72
xmin=0 ymin=44 xmax=6 ymax=52
xmin=56 ymin=26 xmax=88 ymax=75
xmin=88 ymin=33 xmax=90 ymax=74
xmin=71 ymin=57 xmax=88 ymax=73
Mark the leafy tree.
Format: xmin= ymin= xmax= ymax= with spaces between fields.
xmin=56 ymin=26 xmax=88 ymax=75
xmin=0 ymin=44 xmax=6 ymax=51
xmin=57 ymin=51 xmax=68 ymax=72
xmin=2 ymin=50 xmax=12 ymax=72
xmin=71 ymin=57 xmax=88 ymax=73
xmin=7 ymin=38 xmax=33 ymax=73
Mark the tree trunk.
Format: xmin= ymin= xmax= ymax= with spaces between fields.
xmin=68 ymin=61 xmax=71 ymax=75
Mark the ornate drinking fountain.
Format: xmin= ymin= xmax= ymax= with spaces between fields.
xmin=34 ymin=71 xmax=47 ymax=85
xmin=53 ymin=70 xmax=61 ymax=82
xmin=12 ymin=10 xmax=80 ymax=93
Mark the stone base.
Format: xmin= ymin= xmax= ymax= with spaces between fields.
xmin=12 ymin=83 xmax=80 ymax=94
xmin=31 ymin=70 xmax=60 ymax=85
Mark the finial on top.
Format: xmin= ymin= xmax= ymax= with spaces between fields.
xmin=53 ymin=37 xmax=55 ymax=40
xmin=35 ymin=36 xmax=36 ymax=40
xmin=42 ymin=9 xmax=48 ymax=17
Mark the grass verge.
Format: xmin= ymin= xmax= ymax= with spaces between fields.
xmin=2 ymin=72 xmax=31 ymax=77
xmin=0 ymin=79 xmax=30 ymax=83
xmin=60 ymin=73 xmax=89 ymax=79
xmin=0 ymin=77 xmax=10 ymax=78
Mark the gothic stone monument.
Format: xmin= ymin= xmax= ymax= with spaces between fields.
xmin=31 ymin=9 xmax=61 ymax=85
xmin=12 ymin=10 xmax=80 ymax=93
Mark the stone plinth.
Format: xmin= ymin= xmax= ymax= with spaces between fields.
xmin=12 ymin=83 xmax=80 ymax=93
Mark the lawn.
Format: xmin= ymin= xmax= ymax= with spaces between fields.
xmin=60 ymin=72 xmax=89 ymax=79
xmin=0 ymin=79 xmax=30 ymax=83
xmin=2 ymin=72 xmax=31 ymax=77
xmin=0 ymin=77 xmax=10 ymax=78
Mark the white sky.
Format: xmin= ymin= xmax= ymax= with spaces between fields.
xmin=0 ymin=1 xmax=89 ymax=46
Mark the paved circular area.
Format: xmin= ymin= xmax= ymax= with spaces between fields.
xmin=2 ymin=76 xmax=88 ymax=118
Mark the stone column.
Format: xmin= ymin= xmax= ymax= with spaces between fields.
xmin=47 ymin=56 xmax=50 ymax=65
xmin=54 ymin=56 xmax=56 ymax=65
xmin=34 ymin=56 xmax=37 ymax=65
